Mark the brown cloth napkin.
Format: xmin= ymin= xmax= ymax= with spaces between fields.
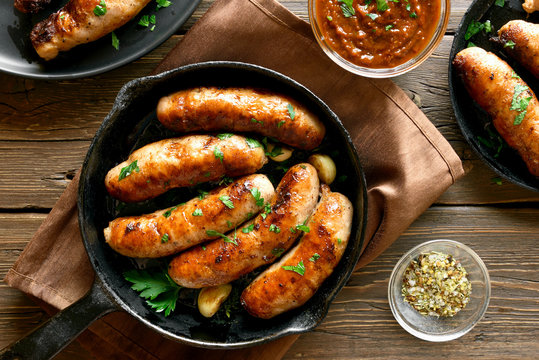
xmin=5 ymin=0 xmax=464 ymax=358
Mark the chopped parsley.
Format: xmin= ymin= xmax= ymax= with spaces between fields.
xmin=409 ymin=12 xmax=417 ymax=18
xmin=376 ymin=0 xmax=389 ymax=12
xmin=261 ymin=203 xmax=272 ymax=220
xmin=213 ymin=146 xmax=224 ymax=163
xmin=226 ymin=220 xmax=233 ymax=228
xmin=156 ymin=0 xmax=172 ymax=10
xmin=197 ymin=189 xmax=209 ymax=200
xmin=510 ymin=84 xmax=532 ymax=125
xmin=366 ymin=13 xmax=379 ymax=20
xmin=245 ymin=138 xmax=262 ymax=149
xmin=111 ymin=31 xmax=119 ymax=50
xmin=337 ymin=238 xmax=342 ymax=244
xmin=327 ymin=15 xmax=333 ymax=21
xmin=309 ymin=253 xmax=321 ymax=262
xmin=206 ymin=229 xmax=237 ymax=245
xmin=277 ymin=120 xmax=286 ymax=128
xmin=118 ymin=160 xmax=139 ymax=181
xmin=495 ymin=0 xmax=505 ymax=6
xmin=192 ymin=208 xmax=203 ymax=216
xmin=163 ymin=206 xmax=178 ymax=218
xmin=250 ymin=188 xmax=265 ymax=207
xmin=287 ymin=103 xmax=295 ymax=120
xmin=202 ymin=245 xmax=206 ymax=250
xmin=161 ymin=233 xmax=169 ymax=243
xmin=296 ymin=220 xmax=310 ymax=233
xmin=219 ymin=195 xmax=234 ymax=209
xmin=491 ymin=177 xmax=503 ymax=185
xmin=464 ymin=20 xmax=490 ymax=41
xmin=217 ymin=133 xmax=234 ymax=140
xmin=467 ymin=41 xmax=476 ymax=48
xmin=282 ymin=260 xmax=305 ymax=276
xmin=251 ymin=118 xmax=264 ymax=125
xmin=338 ymin=0 xmax=355 ymax=18
xmin=266 ymin=145 xmax=284 ymax=158
xmin=123 ymin=268 xmax=181 ymax=316
xmin=138 ymin=14 xmax=156 ymax=30
xmin=504 ymin=40 xmax=516 ymax=49
xmin=272 ymin=248 xmax=285 ymax=257
xmin=93 ymin=0 xmax=107 ymax=16
xmin=385 ymin=24 xmax=393 ymax=31
xmin=269 ymin=224 xmax=281 ymax=233
xmin=218 ymin=175 xmax=234 ymax=186
xmin=242 ymin=224 xmax=255 ymax=233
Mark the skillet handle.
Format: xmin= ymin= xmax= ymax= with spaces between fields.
xmin=0 ymin=279 xmax=117 ymax=360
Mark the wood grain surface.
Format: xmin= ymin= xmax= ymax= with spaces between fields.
xmin=0 ymin=0 xmax=538 ymax=359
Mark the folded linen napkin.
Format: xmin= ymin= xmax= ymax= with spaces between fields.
xmin=4 ymin=0 xmax=464 ymax=358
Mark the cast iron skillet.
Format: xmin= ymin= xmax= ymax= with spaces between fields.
xmin=0 ymin=0 xmax=200 ymax=79
xmin=0 ymin=62 xmax=368 ymax=359
xmin=449 ymin=0 xmax=539 ymax=191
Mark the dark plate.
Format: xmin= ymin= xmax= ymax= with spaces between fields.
xmin=78 ymin=61 xmax=368 ymax=348
xmin=0 ymin=0 xmax=200 ymax=79
xmin=449 ymin=0 xmax=539 ymax=191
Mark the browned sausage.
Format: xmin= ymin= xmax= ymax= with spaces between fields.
xmin=156 ymin=87 xmax=326 ymax=150
xmin=453 ymin=47 xmax=539 ymax=176
xmin=105 ymin=134 xmax=268 ymax=203
xmin=168 ymin=163 xmax=320 ymax=288
xmin=104 ymin=174 xmax=275 ymax=258
xmin=498 ymin=20 xmax=539 ymax=78
xmin=31 ymin=0 xmax=151 ymax=60
xmin=14 ymin=0 xmax=51 ymax=13
xmin=240 ymin=185 xmax=352 ymax=319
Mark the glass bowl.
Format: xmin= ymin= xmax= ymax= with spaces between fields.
xmin=308 ymin=0 xmax=450 ymax=78
xmin=388 ymin=239 xmax=490 ymax=341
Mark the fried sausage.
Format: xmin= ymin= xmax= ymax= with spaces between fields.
xmin=453 ymin=47 xmax=539 ymax=176
xmin=14 ymin=0 xmax=51 ymax=13
xmin=156 ymin=87 xmax=326 ymax=150
xmin=105 ymin=134 xmax=268 ymax=203
xmin=498 ymin=20 xmax=539 ymax=78
xmin=31 ymin=0 xmax=151 ymax=60
xmin=168 ymin=163 xmax=320 ymax=288
xmin=240 ymin=185 xmax=352 ymax=319
xmin=104 ymin=174 xmax=275 ymax=258
xmin=523 ymin=0 xmax=539 ymax=13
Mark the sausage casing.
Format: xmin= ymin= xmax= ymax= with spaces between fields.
xmin=156 ymin=87 xmax=326 ymax=150
xmin=168 ymin=163 xmax=320 ymax=288
xmin=104 ymin=134 xmax=268 ymax=203
xmin=453 ymin=47 xmax=539 ymax=176
xmin=498 ymin=20 xmax=539 ymax=79
xmin=240 ymin=185 xmax=352 ymax=319
xmin=104 ymin=174 xmax=275 ymax=258
xmin=31 ymin=0 xmax=151 ymax=60
xmin=14 ymin=0 xmax=51 ymax=13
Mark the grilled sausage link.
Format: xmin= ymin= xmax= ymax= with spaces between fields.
xmin=453 ymin=47 xmax=539 ymax=176
xmin=31 ymin=0 xmax=151 ymax=60
xmin=104 ymin=174 xmax=275 ymax=258
xmin=156 ymin=87 xmax=326 ymax=150
xmin=14 ymin=0 xmax=51 ymax=13
xmin=105 ymin=134 xmax=268 ymax=203
xmin=523 ymin=0 xmax=538 ymax=13
xmin=498 ymin=20 xmax=539 ymax=78
xmin=168 ymin=163 xmax=320 ymax=288
xmin=240 ymin=185 xmax=352 ymax=319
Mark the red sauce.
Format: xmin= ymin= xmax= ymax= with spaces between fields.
xmin=315 ymin=0 xmax=441 ymax=68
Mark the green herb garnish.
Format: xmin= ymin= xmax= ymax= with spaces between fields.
xmin=192 ymin=208 xmax=203 ymax=216
xmin=491 ymin=177 xmax=503 ymax=185
xmin=111 ymin=31 xmax=119 ymax=50
xmin=161 ymin=233 xmax=169 ymax=243
xmin=269 ymin=224 xmax=281 ymax=233
xmin=93 ymin=0 xmax=107 ymax=16
xmin=123 ymin=269 xmax=181 ymax=316
xmin=338 ymin=0 xmax=355 ymax=17
xmin=217 ymin=133 xmax=234 ymax=140
xmin=376 ymin=0 xmax=389 ymax=11
xmin=296 ymin=219 xmax=310 ymax=233
xmin=219 ymin=195 xmax=234 ymax=209
xmin=156 ymin=0 xmax=172 ymax=10
xmin=504 ymin=40 xmax=516 ymax=49
xmin=198 ymin=189 xmax=209 ymax=200
xmin=245 ymin=138 xmax=262 ymax=149
xmin=272 ymin=248 xmax=285 ymax=257
xmin=118 ymin=160 xmax=139 ymax=181
xmin=385 ymin=24 xmax=393 ymax=31
xmin=277 ymin=120 xmax=286 ymax=128
xmin=366 ymin=13 xmax=379 ymax=20
xmin=206 ymin=229 xmax=237 ymax=245
xmin=309 ymin=253 xmax=321 ymax=262
xmin=287 ymin=103 xmax=295 ymax=120
xmin=495 ymin=0 xmax=504 ymax=7
xmin=214 ymin=146 xmax=224 ymax=163
xmin=163 ymin=206 xmax=178 ymax=218
xmin=282 ymin=260 xmax=305 ymax=276
xmin=250 ymin=188 xmax=265 ymax=207
xmin=266 ymin=145 xmax=284 ymax=158
xmin=242 ymin=224 xmax=255 ymax=233
xmin=251 ymin=118 xmax=264 ymax=125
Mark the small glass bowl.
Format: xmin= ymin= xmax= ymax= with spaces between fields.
xmin=308 ymin=0 xmax=450 ymax=78
xmin=388 ymin=239 xmax=490 ymax=341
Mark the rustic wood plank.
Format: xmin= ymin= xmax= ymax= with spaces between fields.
xmin=1 ymin=206 xmax=537 ymax=359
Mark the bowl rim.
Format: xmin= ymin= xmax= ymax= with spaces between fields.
xmin=387 ymin=239 xmax=491 ymax=342
xmin=308 ymin=0 xmax=451 ymax=78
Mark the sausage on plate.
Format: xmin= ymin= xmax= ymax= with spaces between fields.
xmin=31 ymin=0 xmax=151 ymax=60
xmin=240 ymin=184 xmax=352 ymax=319
xmin=14 ymin=0 xmax=51 ymax=13
xmin=168 ymin=163 xmax=320 ymax=288
xmin=105 ymin=134 xmax=268 ymax=203
xmin=104 ymin=174 xmax=275 ymax=258
xmin=498 ymin=20 xmax=539 ymax=79
xmin=156 ymin=87 xmax=326 ymax=150
xmin=453 ymin=47 xmax=539 ymax=176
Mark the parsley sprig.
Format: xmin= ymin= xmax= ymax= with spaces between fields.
xmin=118 ymin=160 xmax=139 ymax=181
xmin=123 ymin=269 xmax=181 ymax=316
xmin=282 ymin=260 xmax=306 ymax=276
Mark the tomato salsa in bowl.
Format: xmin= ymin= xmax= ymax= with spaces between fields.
xmin=309 ymin=0 xmax=449 ymax=78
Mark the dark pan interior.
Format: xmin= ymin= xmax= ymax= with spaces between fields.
xmin=449 ymin=0 xmax=539 ymax=191
xmin=78 ymin=61 xmax=368 ymax=348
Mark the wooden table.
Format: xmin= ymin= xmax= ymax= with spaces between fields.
xmin=1 ymin=0 xmax=538 ymax=358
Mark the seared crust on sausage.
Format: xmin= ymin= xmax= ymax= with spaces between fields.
xmin=498 ymin=20 xmax=539 ymax=79
xmin=168 ymin=163 xmax=320 ymax=288
xmin=104 ymin=134 xmax=268 ymax=203
xmin=156 ymin=87 xmax=326 ymax=150
xmin=240 ymin=185 xmax=352 ymax=319
xmin=453 ymin=47 xmax=539 ymax=176
xmin=104 ymin=174 xmax=275 ymax=258
xmin=14 ymin=0 xmax=51 ymax=13
xmin=30 ymin=0 xmax=151 ymax=60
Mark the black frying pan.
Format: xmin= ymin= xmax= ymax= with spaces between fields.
xmin=0 ymin=62 xmax=368 ymax=359
xmin=449 ymin=0 xmax=539 ymax=191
